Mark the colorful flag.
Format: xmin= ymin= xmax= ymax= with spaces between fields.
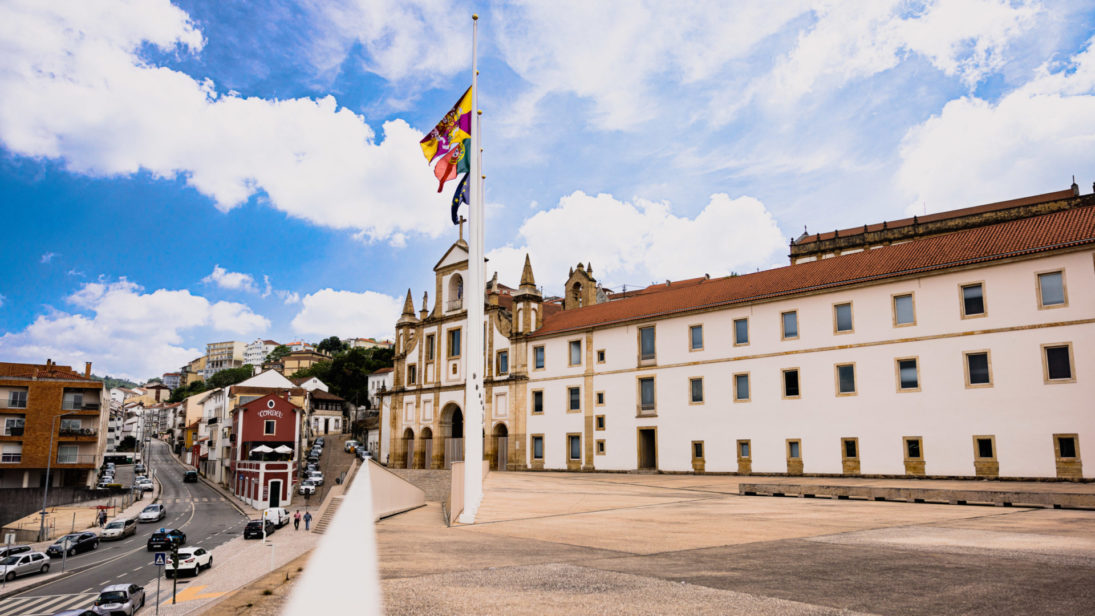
xmin=451 ymin=173 xmax=469 ymax=224
xmin=420 ymin=87 xmax=472 ymax=192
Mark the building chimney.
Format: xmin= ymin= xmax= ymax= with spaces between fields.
xmin=85 ymin=362 xmax=92 ymax=378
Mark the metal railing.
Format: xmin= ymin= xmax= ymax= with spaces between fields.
xmin=59 ymin=428 xmax=97 ymax=438
xmin=54 ymin=454 xmax=97 ymax=465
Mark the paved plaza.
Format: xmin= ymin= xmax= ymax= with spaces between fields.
xmin=376 ymin=472 xmax=1095 ymax=615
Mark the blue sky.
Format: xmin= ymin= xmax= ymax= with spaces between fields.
xmin=1 ymin=0 xmax=1094 ymax=381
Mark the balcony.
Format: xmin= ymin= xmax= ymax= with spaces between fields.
xmin=54 ymin=454 xmax=97 ymax=466
xmin=446 ymin=298 xmax=463 ymax=312
xmin=58 ymin=428 xmax=98 ymax=440
xmin=0 ymin=453 xmax=21 ymax=463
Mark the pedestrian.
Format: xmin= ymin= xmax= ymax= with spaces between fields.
xmin=97 ymin=510 xmax=106 ymax=527
xmin=293 ymin=510 xmax=301 ymax=530
xmin=303 ymin=510 xmax=312 ymax=531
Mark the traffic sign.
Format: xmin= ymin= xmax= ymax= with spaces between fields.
xmin=153 ymin=552 xmax=166 ymax=566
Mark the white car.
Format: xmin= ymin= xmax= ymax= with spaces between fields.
xmin=262 ymin=507 xmax=290 ymax=527
xmin=134 ymin=478 xmax=154 ymax=492
xmin=307 ymin=471 xmax=324 ymax=486
xmin=138 ymin=504 xmax=165 ymax=522
xmin=165 ymin=546 xmax=212 ymax=577
xmin=298 ymin=480 xmax=316 ymax=496
xmin=344 ymin=440 xmax=360 ymax=453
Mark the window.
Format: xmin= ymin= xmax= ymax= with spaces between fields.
xmin=638 ymin=377 xmax=655 ymax=413
xmin=1037 ymin=271 xmax=1066 ymax=308
xmin=1043 ymin=344 xmax=1074 ymax=382
xmin=896 ymin=358 xmax=919 ymax=391
xmin=568 ymin=434 xmax=581 ymax=460
xmin=965 ymin=351 xmax=991 ymax=386
xmin=7 ymin=390 xmax=26 ymax=409
xmin=689 ymin=325 xmax=703 ymax=351
xmin=532 ymin=391 xmax=543 ymax=414
xmin=596 ymin=392 xmax=605 ymax=405
xmin=843 ymin=438 xmax=858 ymax=459
xmin=787 ymin=440 xmax=801 ymax=459
xmin=781 ymin=311 xmax=798 ymax=339
xmin=733 ymin=373 xmax=750 ymax=402
xmin=497 ymin=351 xmax=509 ymax=375
xmin=834 ymin=302 xmax=853 ymax=333
xmin=1056 ymin=434 xmax=1078 ymax=459
xmin=738 ymin=440 xmax=750 ymax=458
xmin=60 ymin=418 xmax=81 ymax=432
xmin=595 ymin=415 xmax=605 ymax=430
xmin=569 ymin=340 xmax=582 ymax=366
xmin=568 ymin=386 xmax=580 ymax=411
xmin=62 ymin=391 xmax=84 ymax=410
xmin=407 ymin=365 xmax=417 ymax=385
xmin=597 ymin=349 xmax=605 ymax=363
xmin=5 ymin=418 xmax=24 ymax=436
xmin=425 ymin=334 xmax=435 ymax=361
xmin=533 ymin=346 xmax=545 ymax=370
xmin=974 ymin=436 xmax=995 ymax=459
xmin=836 ymin=363 xmax=856 ymax=395
xmin=0 ymin=444 xmax=21 ymax=463
xmin=893 ymin=294 xmax=915 ymax=326
xmin=689 ymin=378 xmax=704 ymax=403
xmin=57 ymin=445 xmax=77 ymax=464
xmin=905 ymin=437 xmax=923 ymax=460
xmin=692 ymin=441 xmax=704 ymax=460
xmin=639 ymin=326 xmax=656 ymax=361
xmin=782 ymin=369 xmax=800 ymax=398
xmin=447 ymin=328 xmax=462 ymax=358
xmin=733 ymin=318 xmax=749 ymax=345
xmin=264 ymin=420 xmax=276 ymax=435
xmin=961 ymin=283 xmax=985 ymax=317
xmin=596 ymin=440 xmax=605 ymax=455
xmin=532 ymin=436 xmax=543 ymax=460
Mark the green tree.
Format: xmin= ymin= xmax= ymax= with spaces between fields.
xmin=291 ymin=360 xmax=331 ymax=384
xmin=207 ymin=366 xmax=255 ymax=389
xmin=323 ymin=347 xmax=394 ymax=405
xmin=168 ymin=381 xmax=207 ymax=403
xmin=265 ymin=345 xmax=291 ymax=363
xmin=118 ymin=436 xmax=137 ymax=452
xmin=316 ymin=336 xmax=348 ymax=356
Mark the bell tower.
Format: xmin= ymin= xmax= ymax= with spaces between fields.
xmin=563 ymin=262 xmax=598 ymax=310
xmin=512 ymin=254 xmax=543 ymax=334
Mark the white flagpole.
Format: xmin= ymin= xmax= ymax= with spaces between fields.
xmin=460 ymin=13 xmax=484 ymax=524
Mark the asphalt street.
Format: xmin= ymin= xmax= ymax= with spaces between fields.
xmin=0 ymin=440 xmax=245 ymax=613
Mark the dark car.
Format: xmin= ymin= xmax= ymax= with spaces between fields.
xmin=183 ymin=470 xmax=198 ymax=483
xmin=46 ymin=532 xmax=99 ymax=558
xmin=146 ymin=529 xmax=186 ymax=551
xmin=243 ymin=519 xmax=275 ymax=539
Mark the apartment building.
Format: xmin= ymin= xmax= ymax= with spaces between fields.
xmin=204 ymin=341 xmax=246 ymax=378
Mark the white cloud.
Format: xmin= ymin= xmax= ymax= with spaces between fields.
xmin=261 ymin=275 xmax=302 ymax=305
xmin=0 ymin=279 xmax=270 ymax=381
xmin=898 ymin=35 xmax=1095 ymax=212
xmin=0 ymin=0 xmax=458 ymax=244
xmin=487 ymin=191 xmax=786 ymax=293
xmin=202 ymin=265 xmax=258 ymax=293
xmin=40 ymin=252 xmax=58 ymax=264
xmin=291 ymin=289 xmax=401 ymax=339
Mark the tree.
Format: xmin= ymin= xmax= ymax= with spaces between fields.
xmin=118 ymin=436 xmax=137 ymax=452
xmin=291 ymin=361 xmax=331 ymax=384
xmin=265 ymin=345 xmax=291 ymax=363
xmin=322 ymin=347 xmax=394 ymax=405
xmin=207 ymin=366 xmax=254 ymax=389
xmin=168 ymin=381 xmax=207 ymax=403
xmin=316 ymin=336 xmax=349 ymax=356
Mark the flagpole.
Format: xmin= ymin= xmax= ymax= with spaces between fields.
xmin=460 ymin=13 xmax=484 ymax=525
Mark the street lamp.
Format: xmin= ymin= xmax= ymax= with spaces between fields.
xmin=39 ymin=411 xmax=75 ymax=542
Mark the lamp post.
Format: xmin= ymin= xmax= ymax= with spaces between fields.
xmin=39 ymin=411 xmax=74 ymax=542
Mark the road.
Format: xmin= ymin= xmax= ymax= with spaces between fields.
xmin=0 ymin=440 xmax=246 ymax=615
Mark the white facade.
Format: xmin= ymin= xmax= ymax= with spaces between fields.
xmin=367 ymin=370 xmax=393 ymax=410
xmin=244 ymin=339 xmax=279 ymax=366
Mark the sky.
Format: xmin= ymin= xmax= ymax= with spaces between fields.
xmin=1 ymin=0 xmax=1094 ymax=381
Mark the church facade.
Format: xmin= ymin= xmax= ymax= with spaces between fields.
xmin=384 ymin=185 xmax=1094 ymax=479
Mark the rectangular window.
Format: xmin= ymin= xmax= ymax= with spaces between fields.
xmin=689 ymin=325 xmax=703 ymax=351
xmin=533 ymin=346 xmax=545 ymax=370
xmin=639 ymin=326 xmax=656 ymax=360
xmin=5 ymin=418 xmax=24 ymax=436
xmin=905 ymin=437 xmax=923 ymax=459
xmin=596 ymin=439 xmax=605 ymax=455
xmin=60 ymin=418 xmax=81 ymax=432
xmin=497 ymin=351 xmax=509 ymax=375
xmin=965 ymin=351 xmax=991 ymax=386
xmin=569 ymin=340 xmax=582 ymax=366
xmin=639 ymin=377 xmax=655 ymax=412
xmin=893 ymin=294 xmax=915 ymax=326
xmin=62 ymin=391 xmax=84 ymax=410
xmin=447 ymin=328 xmax=461 ymax=358
xmin=568 ymin=435 xmax=581 ymax=460
xmin=568 ymin=386 xmax=580 ymax=411
xmin=7 ymin=391 xmax=27 ymax=409
xmin=264 ymin=420 xmax=276 ymax=435
xmin=425 ymin=334 xmax=435 ymax=361
xmin=1057 ymin=435 xmax=1078 ymax=459
xmin=57 ymin=445 xmax=78 ymax=464
xmin=783 ymin=369 xmax=800 ymax=398
xmin=836 ymin=364 xmax=856 ymax=395
xmin=733 ymin=318 xmax=749 ymax=345
xmin=532 ymin=436 xmax=543 ymax=460
xmin=961 ymin=283 xmax=985 ymax=317
xmin=1038 ymin=271 xmax=1066 ymax=308
xmin=843 ymin=438 xmax=858 ymax=459
xmin=897 ymin=358 xmax=919 ymax=391
xmin=733 ymin=373 xmax=750 ymax=402
xmin=595 ymin=415 xmax=605 ymax=430
xmin=692 ymin=441 xmax=704 ymax=460
xmin=597 ymin=349 xmax=605 ymax=363
xmin=834 ymin=302 xmax=853 ymax=333
xmin=781 ymin=311 xmax=798 ymax=339
xmin=407 ymin=365 xmax=417 ymax=385
xmin=787 ymin=440 xmax=801 ymax=459
xmin=738 ymin=440 xmax=750 ymax=458
xmin=689 ymin=377 xmax=704 ymax=403
xmin=532 ymin=391 xmax=543 ymax=414
xmin=596 ymin=392 xmax=605 ymax=405
xmin=0 ymin=444 xmax=21 ymax=463
xmin=1043 ymin=344 xmax=1074 ymax=382
xmin=975 ymin=436 xmax=995 ymax=459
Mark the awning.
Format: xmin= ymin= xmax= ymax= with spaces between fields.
xmin=273 ymin=445 xmax=293 ymax=454
xmin=250 ymin=445 xmax=274 ymax=454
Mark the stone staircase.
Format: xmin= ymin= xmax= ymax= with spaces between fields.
xmin=311 ymin=495 xmax=343 ymax=535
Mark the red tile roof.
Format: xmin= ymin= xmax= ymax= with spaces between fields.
xmin=532 ymin=202 xmax=1095 ymax=338
xmin=0 ymin=361 xmax=93 ymax=381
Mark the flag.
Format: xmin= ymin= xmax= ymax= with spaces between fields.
xmin=420 ymin=87 xmax=472 ymax=192
xmin=451 ymin=173 xmax=469 ymax=224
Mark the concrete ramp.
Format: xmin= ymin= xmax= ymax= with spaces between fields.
xmin=369 ymin=460 xmax=426 ymax=521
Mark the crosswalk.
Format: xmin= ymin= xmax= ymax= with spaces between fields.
xmin=0 ymin=592 xmax=97 ymax=616
xmin=162 ymin=497 xmax=226 ymax=503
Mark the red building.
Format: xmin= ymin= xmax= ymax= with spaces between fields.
xmin=229 ymin=394 xmax=301 ymax=509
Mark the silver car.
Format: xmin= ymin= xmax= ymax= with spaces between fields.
xmin=92 ymin=583 xmax=145 ymax=615
xmin=138 ymin=503 xmax=165 ymax=522
xmin=0 ymin=551 xmax=49 ymax=581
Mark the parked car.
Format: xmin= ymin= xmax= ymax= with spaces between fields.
xmin=92 ymin=584 xmax=145 ymax=616
xmin=263 ymin=507 xmax=290 ymax=527
xmin=135 ymin=478 xmax=154 ymax=492
xmin=183 ymin=470 xmax=198 ymax=483
xmin=147 ymin=529 xmax=186 ymax=551
xmin=357 ymin=448 xmax=372 ymax=461
xmin=46 ymin=532 xmax=99 ymax=558
xmin=138 ymin=504 xmax=165 ymax=522
xmin=306 ymin=453 xmax=319 ymax=464
xmin=0 ymin=551 xmax=49 ymax=580
xmin=0 ymin=545 xmax=31 ymax=559
xmin=101 ymin=518 xmax=137 ymax=541
xmin=134 ymin=463 xmax=146 ymax=474
xmin=298 ymin=480 xmax=316 ymax=496
xmin=315 ymin=437 xmax=325 ymax=447
xmin=243 ymin=519 xmax=275 ymax=539
xmin=344 ymin=440 xmax=360 ymax=453
xmin=307 ymin=471 xmax=324 ymax=486
xmin=165 ymin=546 xmax=212 ymax=577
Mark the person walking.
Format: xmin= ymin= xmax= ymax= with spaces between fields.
xmin=303 ymin=510 xmax=312 ymax=531
xmin=293 ymin=510 xmax=301 ymax=530
xmin=97 ymin=510 xmax=106 ymax=528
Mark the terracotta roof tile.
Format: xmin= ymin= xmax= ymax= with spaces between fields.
xmin=532 ymin=203 xmax=1095 ymax=338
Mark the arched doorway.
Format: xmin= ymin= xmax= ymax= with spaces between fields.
xmin=440 ymin=403 xmax=464 ymax=469
xmin=420 ymin=427 xmax=433 ymax=471
xmin=492 ymin=423 xmax=508 ymax=471
xmin=402 ymin=428 xmax=415 ymax=469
